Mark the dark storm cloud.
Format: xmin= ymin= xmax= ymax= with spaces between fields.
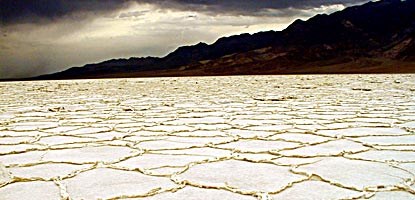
xmin=0 ymin=0 xmax=131 ymax=25
xmin=1 ymin=0 xmax=370 ymax=25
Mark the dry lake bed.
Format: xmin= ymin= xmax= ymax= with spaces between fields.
xmin=0 ymin=75 xmax=414 ymax=200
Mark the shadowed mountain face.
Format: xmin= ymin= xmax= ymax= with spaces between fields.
xmin=33 ymin=0 xmax=415 ymax=80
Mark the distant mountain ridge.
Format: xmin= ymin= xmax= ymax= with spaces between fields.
xmin=31 ymin=0 xmax=415 ymax=80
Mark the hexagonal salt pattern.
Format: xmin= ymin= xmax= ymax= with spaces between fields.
xmin=0 ymin=75 xmax=415 ymax=199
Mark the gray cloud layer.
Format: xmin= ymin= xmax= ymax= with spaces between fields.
xmin=1 ymin=0 xmax=369 ymax=25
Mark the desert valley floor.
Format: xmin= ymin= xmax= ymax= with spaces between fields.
xmin=0 ymin=75 xmax=414 ymax=199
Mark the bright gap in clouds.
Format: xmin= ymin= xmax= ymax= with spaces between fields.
xmin=0 ymin=2 xmax=347 ymax=79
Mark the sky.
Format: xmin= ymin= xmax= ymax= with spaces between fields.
xmin=0 ymin=0 xmax=371 ymax=79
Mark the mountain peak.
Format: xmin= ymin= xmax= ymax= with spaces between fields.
xmin=30 ymin=0 xmax=415 ymax=80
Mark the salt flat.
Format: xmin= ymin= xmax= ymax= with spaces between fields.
xmin=0 ymin=75 xmax=414 ymax=200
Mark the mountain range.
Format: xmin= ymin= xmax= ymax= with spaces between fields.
xmin=27 ymin=0 xmax=415 ymax=80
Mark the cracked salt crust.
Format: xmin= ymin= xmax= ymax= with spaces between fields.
xmin=0 ymin=181 xmax=60 ymax=200
xmin=400 ymin=122 xmax=415 ymax=129
xmin=316 ymin=127 xmax=410 ymax=137
xmin=278 ymin=139 xmax=369 ymax=157
xmin=225 ymin=129 xmax=277 ymax=138
xmin=347 ymin=150 xmax=415 ymax=162
xmin=115 ymin=153 xmax=212 ymax=170
xmin=355 ymin=135 xmax=415 ymax=145
xmin=294 ymin=157 xmax=413 ymax=190
xmin=217 ymin=139 xmax=300 ymax=153
xmin=153 ymin=147 xmax=232 ymax=157
xmin=41 ymin=146 xmax=137 ymax=163
xmin=0 ymin=136 xmax=33 ymax=144
xmin=138 ymin=136 xmax=235 ymax=150
xmin=8 ymin=163 xmax=92 ymax=180
xmin=36 ymin=135 xmax=99 ymax=146
xmin=172 ymin=130 xmax=228 ymax=137
xmin=270 ymin=180 xmax=364 ymax=199
xmin=176 ymin=160 xmax=306 ymax=193
xmin=267 ymin=133 xmax=331 ymax=144
xmin=63 ymin=168 xmax=178 ymax=199
xmin=0 ymin=75 xmax=415 ymax=199
xmin=0 ymin=163 xmax=11 ymax=185
xmin=0 ymin=151 xmax=46 ymax=166
xmin=371 ymin=191 xmax=415 ymax=199
xmin=142 ymin=186 xmax=256 ymax=200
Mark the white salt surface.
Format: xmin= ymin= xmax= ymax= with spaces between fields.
xmin=0 ymin=75 xmax=414 ymax=199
